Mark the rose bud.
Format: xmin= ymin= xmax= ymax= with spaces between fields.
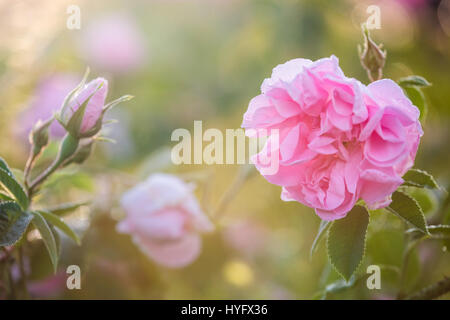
xmin=29 ymin=117 xmax=53 ymax=157
xmin=56 ymin=69 xmax=132 ymax=140
xmin=358 ymin=26 xmax=387 ymax=82
xmin=63 ymin=138 xmax=95 ymax=167
xmin=58 ymin=76 xmax=108 ymax=139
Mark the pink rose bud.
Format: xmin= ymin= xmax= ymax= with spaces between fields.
xmin=242 ymin=56 xmax=422 ymax=221
xmin=60 ymin=77 xmax=108 ymax=137
xmin=117 ymin=174 xmax=214 ymax=268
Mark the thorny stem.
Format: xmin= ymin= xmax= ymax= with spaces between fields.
xmin=405 ymin=276 xmax=450 ymax=300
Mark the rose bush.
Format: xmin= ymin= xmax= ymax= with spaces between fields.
xmin=117 ymin=174 xmax=214 ymax=268
xmin=242 ymin=56 xmax=422 ymax=220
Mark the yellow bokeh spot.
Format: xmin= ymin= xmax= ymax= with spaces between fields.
xmin=223 ymin=260 xmax=254 ymax=287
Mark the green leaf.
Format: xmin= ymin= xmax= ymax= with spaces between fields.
xmin=10 ymin=169 xmax=24 ymax=184
xmin=387 ymin=191 xmax=428 ymax=234
xmin=0 ymin=157 xmax=14 ymax=177
xmin=79 ymin=95 xmax=134 ymax=138
xmin=403 ymin=169 xmax=439 ymax=189
xmin=0 ymin=202 xmax=33 ymax=246
xmin=66 ymin=99 xmax=89 ymax=136
xmin=66 ymin=85 xmax=102 ymax=137
xmin=103 ymin=94 xmax=134 ymax=113
xmin=403 ymin=86 xmax=427 ymax=121
xmin=327 ymin=205 xmax=369 ymax=281
xmin=0 ymin=168 xmax=29 ymax=210
xmin=407 ymin=225 xmax=450 ymax=239
xmin=405 ymin=188 xmax=438 ymax=216
xmin=31 ymin=211 xmax=58 ymax=273
xmin=310 ymin=220 xmax=331 ymax=259
xmin=313 ymin=275 xmax=358 ymax=300
xmin=46 ymin=201 xmax=90 ymax=216
xmin=59 ymin=67 xmax=90 ymax=121
xmin=49 ymin=223 xmax=61 ymax=256
xmin=398 ymin=75 xmax=431 ymax=88
xmin=0 ymin=192 xmax=14 ymax=202
xmin=38 ymin=210 xmax=80 ymax=245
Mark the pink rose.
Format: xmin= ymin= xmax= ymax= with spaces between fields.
xmin=358 ymin=79 xmax=423 ymax=207
xmin=242 ymin=56 xmax=422 ymax=220
xmin=117 ymin=174 xmax=214 ymax=268
xmin=79 ymin=14 xmax=147 ymax=74
xmin=63 ymin=77 xmax=108 ymax=134
xmin=15 ymin=74 xmax=79 ymax=140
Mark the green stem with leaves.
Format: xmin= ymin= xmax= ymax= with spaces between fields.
xmin=28 ymin=133 xmax=79 ymax=197
xmin=9 ymin=133 xmax=80 ymax=298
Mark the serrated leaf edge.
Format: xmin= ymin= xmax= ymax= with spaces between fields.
xmin=0 ymin=202 xmax=33 ymax=246
xmin=403 ymin=168 xmax=440 ymax=190
xmin=388 ymin=190 xmax=429 ymax=235
xmin=326 ymin=206 xmax=370 ymax=282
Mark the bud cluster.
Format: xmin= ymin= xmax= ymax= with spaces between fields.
xmin=25 ymin=69 xmax=133 ymax=194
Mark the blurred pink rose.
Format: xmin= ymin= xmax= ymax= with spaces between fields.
xmin=63 ymin=77 xmax=108 ymax=134
xmin=28 ymin=272 xmax=66 ymax=298
xmin=397 ymin=0 xmax=429 ymax=9
xmin=79 ymin=14 xmax=147 ymax=73
xmin=117 ymin=174 xmax=214 ymax=268
xmin=242 ymin=56 xmax=422 ymax=220
xmin=16 ymin=74 xmax=79 ymax=140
